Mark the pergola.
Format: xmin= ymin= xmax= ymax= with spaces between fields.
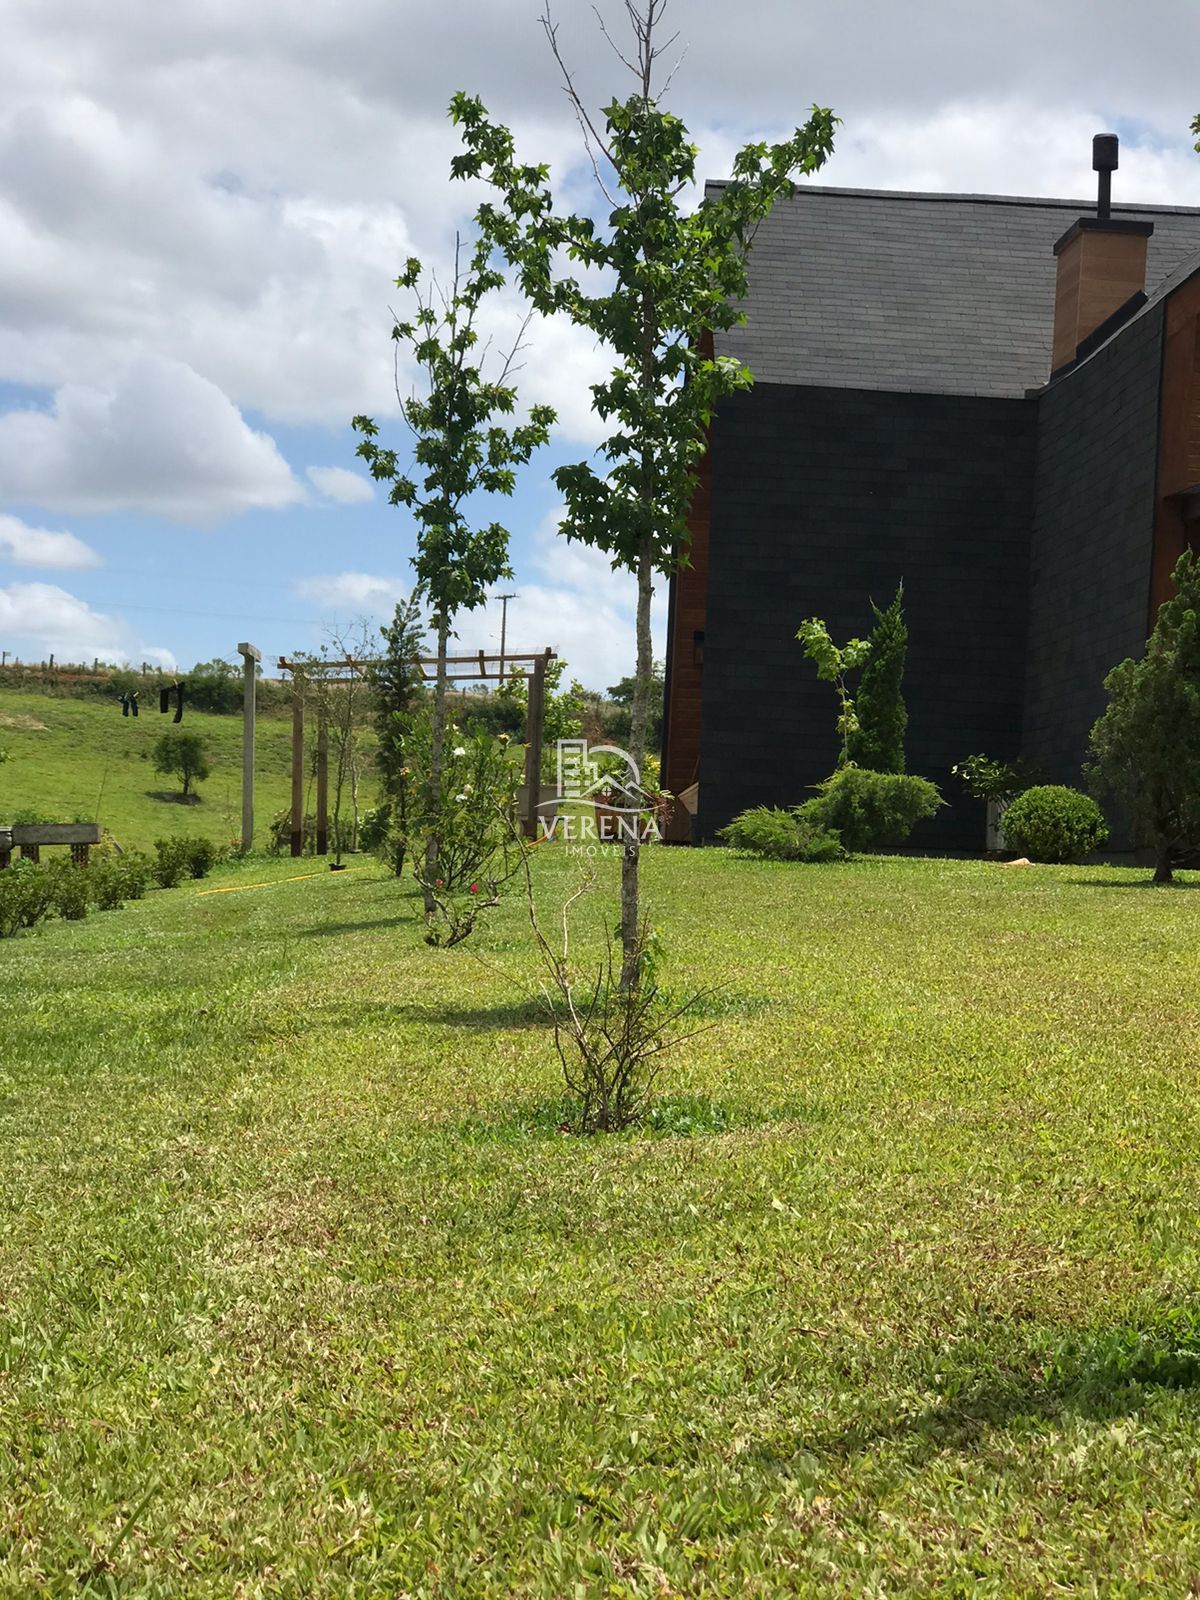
xmin=275 ymin=648 xmax=556 ymax=855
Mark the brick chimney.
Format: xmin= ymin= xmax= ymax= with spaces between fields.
xmin=1051 ymin=134 xmax=1153 ymax=375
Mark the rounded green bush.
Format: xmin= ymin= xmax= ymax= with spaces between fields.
xmin=1003 ymin=785 xmax=1108 ymax=863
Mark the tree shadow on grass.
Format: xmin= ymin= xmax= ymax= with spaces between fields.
xmin=1066 ymin=876 xmax=1199 ymax=890
xmin=145 ymin=790 xmax=201 ymax=805
xmin=457 ymin=1091 xmax=828 ymax=1143
xmin=299 ymin=916 xmax=415 ymax=938
xmin=805 ymin=1316 xmax=1200 ymax=1470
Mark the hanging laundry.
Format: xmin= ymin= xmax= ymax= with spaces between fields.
xmin=119 ymin=691 xmax=139 ymax=718
xmin=159 ymin=683 xmax=185 ymax=723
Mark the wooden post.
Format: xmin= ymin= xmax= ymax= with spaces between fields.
xmin=237 ymin=643 xmax=260 ymax=855
xmin=522 ymin=649 xmax=550 ymax=839
xmin=315 ymin=715 xmax=329 ymax=857
xmin=290 ymin=682 xmax=305 ymax=858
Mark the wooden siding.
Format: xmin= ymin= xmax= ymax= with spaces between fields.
xmin=1151 ymin=271 xmax=1200 ymax=617
xmin=662 ymin=433 xmax=710 ymax=798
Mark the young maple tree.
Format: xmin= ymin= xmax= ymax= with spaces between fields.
xmin=353 ymin=238 xmax=554 ymax=914
xmin=451 ymin=1 xmax=836 ymax=985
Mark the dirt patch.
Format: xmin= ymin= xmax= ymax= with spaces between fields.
xmin=0 ymin=712 xmax=48 ymax=731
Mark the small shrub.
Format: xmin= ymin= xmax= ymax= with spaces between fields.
xmin=46 ymin=860 xmax=90 ymax=921
xmin=0 ymin=861 xmax=55 ymax=937
xmin=719 ymin=806 xmax=846 ymax=862
xmin=153 ymin=837 xmax=192 ymax=889
xmin=117 ymin=851 xmax=152 ymax=900
xmin=90 ymin=859 xmax=127 ymax=911
xmin=797 ymin=766 xmax=943 ymax=852
xmin=184 ymin=837 xmax=218 ymax=879
xmin=1002 ymin=785 xmax=1108 ymax=863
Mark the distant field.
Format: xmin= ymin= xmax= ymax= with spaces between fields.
xmin=0 ymin=687 xmax=372 ymax=853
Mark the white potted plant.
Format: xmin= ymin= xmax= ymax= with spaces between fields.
xmin=952 ymin=755 xmax=1035 ymax=853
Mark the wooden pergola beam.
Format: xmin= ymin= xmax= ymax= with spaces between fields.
xmin=280 ymin=648 xmax=558 ymax=855
xmin=277 ymin=651 xmax=554 ymax=683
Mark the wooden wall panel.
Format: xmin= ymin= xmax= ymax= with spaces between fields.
xmin=1151 ymin=272 xmax=1200 ymax=616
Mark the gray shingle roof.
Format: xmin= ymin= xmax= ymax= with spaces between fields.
xmin=709 ymin=182 xmax=1200 ymax=398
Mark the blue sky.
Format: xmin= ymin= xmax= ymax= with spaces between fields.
xmin=2 ymin=0 xmax=1198 ymax=691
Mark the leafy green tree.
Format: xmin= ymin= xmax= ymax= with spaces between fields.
xmin=498 ymin=656 xmax=586 ymax=771
xmin=606 ymin=662 xmax=665 ymax=754
xmin=184 ymin=658 xmax=242 ymax=715
xmin=846 ymin=584 xmax=907 ymax=773
xmin=353 ymin=240 xmax=555 ymax=918
xmin=452 ymin=3 xmax=836 ymax=984
xmin=796 ymin=617 xmax=868 ymax=766
xmin=366 ymin=596 xmax=427 ymax=875
xmin=152 ymin=730 xmax=211 ymax=799
xmin=1089 ymin=548 xmax=1200 ymax=884
xmin=1192 ymin=112 xmax=1199 ymax=151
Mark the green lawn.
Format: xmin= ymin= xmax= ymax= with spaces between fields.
xmin=2 ymin=847 xmax=1200 ymax=1595
xmin=0 ymin=689 xmax=304 ymax=854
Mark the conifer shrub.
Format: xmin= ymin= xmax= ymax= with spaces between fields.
xmin=718 ymin=807 xmax=846 ymax=862
xmin=796 ymin=767 xmax=943 ymax=852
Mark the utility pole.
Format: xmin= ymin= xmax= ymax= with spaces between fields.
xmin=496 ymin=592 xmax=517 ymax=685
xmin=236 ymin=642 xmax=261 ymax=853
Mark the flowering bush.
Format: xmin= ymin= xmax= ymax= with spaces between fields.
xmin=398 ymin=714 xmax=523 ymax=946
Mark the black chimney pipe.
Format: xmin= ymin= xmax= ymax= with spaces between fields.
xmin=1093 ymin=132 xmax=1119 ymax=222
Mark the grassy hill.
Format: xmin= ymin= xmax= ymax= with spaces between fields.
xmin=0 ymin=687 xmax=377 ymax=853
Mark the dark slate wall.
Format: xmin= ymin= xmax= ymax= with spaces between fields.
xmin=698 ymin=384 xmax=1038 ymax=849
xmin=1022 ymin=306 xmax=1164 ymax=807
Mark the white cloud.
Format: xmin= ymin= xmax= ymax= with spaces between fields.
xmin=294 ymin=571 xmax=410 ymax=613
xmin=0 ymin=357 xmax=302 ymax=522
xmin=0 ymin=513 xmax=101 ymax=570
xmin=0 ymin=580 xmax=174 ymax=667
xmin=0 ymin=0 xmax=1194 ymax=477
xmin=305 ymin=465 xmax=374 ymax=504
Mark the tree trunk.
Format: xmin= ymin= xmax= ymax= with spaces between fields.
xmin=424 ymin=619 xmax=450 ymax=912
xmin=1153 ymin=841 xmax=1174 ymax=884
xmin=620 ymin=536 xmax=654 ymax=989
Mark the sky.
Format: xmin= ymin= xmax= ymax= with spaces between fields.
xmin=1 ymin=0 xmax=1199 ymax=691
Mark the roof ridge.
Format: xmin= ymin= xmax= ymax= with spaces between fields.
xmin=703 ymin=179 xmax=1200 ymax=216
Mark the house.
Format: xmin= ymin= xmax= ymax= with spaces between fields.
xmin=661 ymin=136 xmax=1200 ymax=848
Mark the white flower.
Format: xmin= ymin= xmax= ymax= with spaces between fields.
xmin=453 ymin=746 xmax=466 ymax=757
xmin=455 ymin=793 xmax=469 ymax=803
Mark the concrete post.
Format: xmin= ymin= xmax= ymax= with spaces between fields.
xmin=316 ymin=716 xmax=329 ymax=856
xmin=522 ymin=650 xmax=549 ymax=839
xmin=236 ymin=643 xmax=261 ymax=854
xmin=290 ymin=684 xmax=305 ymax=858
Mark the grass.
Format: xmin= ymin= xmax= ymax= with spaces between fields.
xmin=0 ymin=688 xmax=319 ymax=854
xmin=2 ymin=846 xmax=1200 ymax=1595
